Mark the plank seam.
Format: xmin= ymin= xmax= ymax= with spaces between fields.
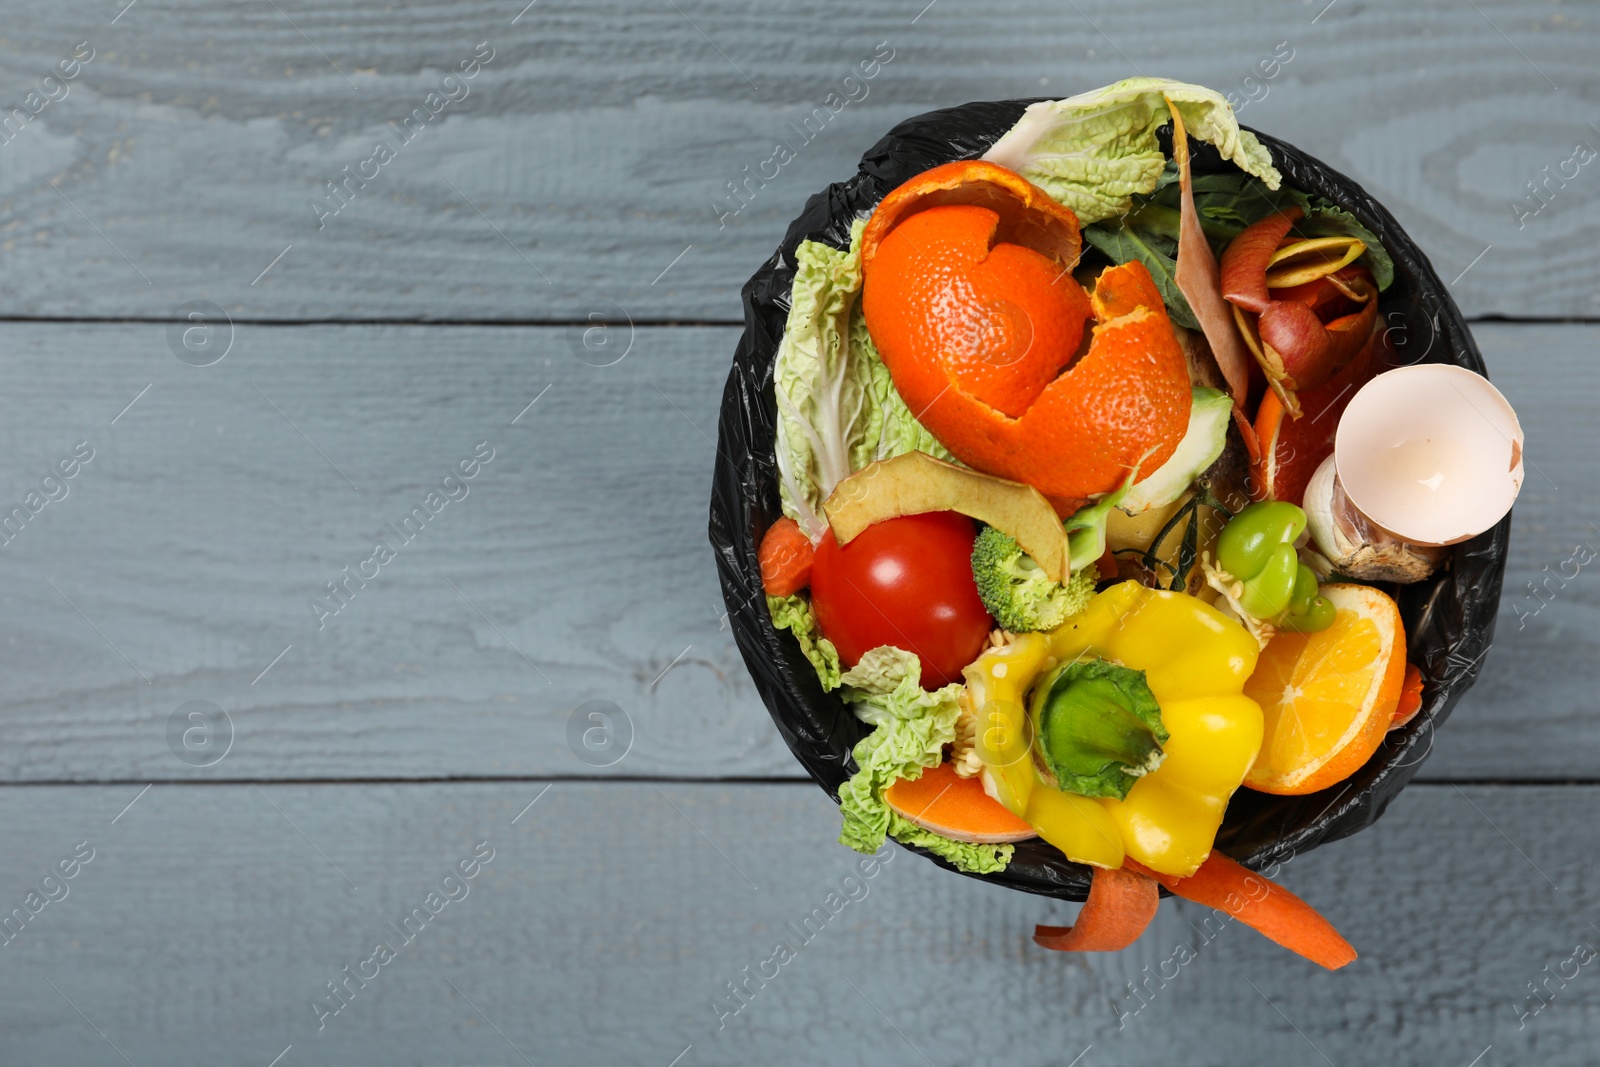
xmin=0 ymin=776 xmax=1586 ymax=788
xmin=0 ymin=315 xmax=1588 ymax=328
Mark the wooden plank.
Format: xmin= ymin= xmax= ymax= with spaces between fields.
xmin=1432 ymin=323 xmax=1600 ymax=779
xmin=0 ymin=0 xmax=1590 ymax=320
xmin=0 ymin=780 xmax=1594 ymax=1064
xmin=0 ymin=321 xmax=1587 ymax=782
xmin=0 ymin=321 xmax=796 ymax=781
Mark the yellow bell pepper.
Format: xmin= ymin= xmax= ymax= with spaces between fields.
xmin=965 ymin=581 xmax=1263 ymax=877
xmin=965 ymin=635 xmax=1127 ymax=869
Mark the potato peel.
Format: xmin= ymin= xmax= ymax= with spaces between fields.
xmin=823 ymin=451 xmax=1072 ymax=581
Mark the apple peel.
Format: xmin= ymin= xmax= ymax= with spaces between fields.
xmin=1166 ymin=99 xmax=1254 ymax=415
xmin=1220 ymin=208 xmax=1300 ymax=313
xmin=1221 ymin=210 xmax=1379 ymax=414
xmin=1266 ymin=236 xmax=1367 ymax=288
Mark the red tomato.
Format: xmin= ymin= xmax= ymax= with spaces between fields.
xmin=809 ymin=512 xmax=992 ymax=687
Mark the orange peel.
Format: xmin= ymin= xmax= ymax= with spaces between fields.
xmin=860 ymin=159 xmax=1082 ymax=272
xmin=861 ymin=161 xmax=1193 ymax=502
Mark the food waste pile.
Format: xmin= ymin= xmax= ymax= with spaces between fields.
xmin=752 ymin=78 xmax=1524 ymax=966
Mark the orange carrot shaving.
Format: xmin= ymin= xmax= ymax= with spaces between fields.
xmin=1250 ymin=390 xmax=1286 ymax=502
xmin=885 ymin=761 xmax=1036 ymax=843
xmin=1392 ymin=664 xmax=1425 ymax=729
xmin=759 ymin=517 xmax=815 ymax=596
xmin=1127 ymin=853 xmax=1357 ymax=970
xmin=1034 ymin=865 xmax=1158 ymax=952
xmin=1233 ymin=406 xmax=1263 ymax=465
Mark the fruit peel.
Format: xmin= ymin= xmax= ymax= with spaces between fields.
xmin=1221 ymin=210 xmax=1380 ymax=411
xmin=823 ymin=450 xmax=1071 ymax=581
xmin=866 ymin=251 xmax=1191 ymax=501
xmin=861 ymin=161 xmax=1193 ymax=503
xmin=860 ymin=158 xmax=1082 ymax=273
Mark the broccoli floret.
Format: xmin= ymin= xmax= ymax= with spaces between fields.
xmin=970 ymin=526 xmax=1098 ymax=633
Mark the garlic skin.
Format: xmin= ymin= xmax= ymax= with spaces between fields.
xmin=1304 ymin=456 xmax=1443 ymax=584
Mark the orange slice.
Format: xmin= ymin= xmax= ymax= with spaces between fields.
xmin=884 ymin=761 xmax=1037 ymax=844
xmin=1243 ymin=583 xmax=1406 ymax=795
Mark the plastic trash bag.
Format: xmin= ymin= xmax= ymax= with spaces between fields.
xmin=709 ymin=99 xmax=1509 ymax=900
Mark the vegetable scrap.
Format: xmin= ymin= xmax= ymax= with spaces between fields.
xmin=757 ymin=76 xmax=1523 ymax=968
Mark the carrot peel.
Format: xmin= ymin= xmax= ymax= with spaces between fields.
xmin=1232 ymin=406 xmax=1263 ymax=465
xmin=758 ymin=516 xmax=815 ymax=596
xmin=1127 ymin=853 xmax=1357 ymax=970
xmin=1034 ymin=865 xmax=1158 ymax=952
xmin=1391 ymin=664 xmax=1424 ymax=728
xmin=1249 ymin=390 xmax=1286 ymax=501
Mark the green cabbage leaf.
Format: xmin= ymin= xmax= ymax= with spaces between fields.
xmin=984 ymin=77 xmax=1281 ymax=225
xmin=772 ymin=221 xmax=950 ymax=540
xmin=766 ymin=594 xmax=842 ymax=691
xmin=835 ymin=647 xmax=1013 ymax=874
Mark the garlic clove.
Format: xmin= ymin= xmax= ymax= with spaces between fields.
xmin=1304 ymin=455 xmax=1443 ymax=584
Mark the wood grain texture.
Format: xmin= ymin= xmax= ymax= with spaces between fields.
xmin=0 ymin=3 xmax=1588 ymax=1059
xmin=0 ymin=321 xmax=1585 ymax=783
xmin=0 ymin=780 xmax=1595 ymax=1066
xmin=1433 ymin=323 xmax=1600 ymax=780
xmin=0 ymin=322 xmax=786 ymax=782
xmin=0 ymin=0 xmax=1590 ymax=320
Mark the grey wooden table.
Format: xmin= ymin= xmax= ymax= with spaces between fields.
xmin=0 ymin=2 xmax=1594 ymax=1064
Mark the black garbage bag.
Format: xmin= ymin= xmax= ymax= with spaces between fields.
xmin=708 ymin=99 xmax=1509 ymax=900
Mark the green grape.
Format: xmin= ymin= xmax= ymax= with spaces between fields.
xmin=1215 ymin=501 xmax=1307 ymax=579
xmin=1279 ymin=595 xmax=1336 ymax=633
xmin=1287 ymin=563 xmax=1320 ymax=616
xmin=1237 ymin=542 xmax=1299 ymax=619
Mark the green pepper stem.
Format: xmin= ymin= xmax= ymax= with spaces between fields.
xmin=1031 ymin=658 xmax=1168 ymax=801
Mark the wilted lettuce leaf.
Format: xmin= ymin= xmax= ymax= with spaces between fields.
xmin=773 ymin=222 xmax=952 ymax=540
xmin=772 ymin=222 xmax=876 ymax=540
xmin=767 ymin=594 xmax=841 ymax=691
xmin=834 ymin=647 xmax=1011 ymax=873
xmin=984 ymin=77 xmax=1281 ymax=225
xmin=855 ymin=308 xmax=954 ymax=464
xmin=887 ymin=811 xmax=1013 ymax=874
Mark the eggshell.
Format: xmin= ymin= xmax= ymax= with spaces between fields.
xmin=1334 ymin=365 xmax=1523 ymax=546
